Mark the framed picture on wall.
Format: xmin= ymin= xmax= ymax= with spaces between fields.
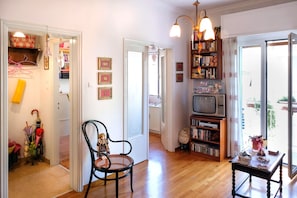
xmin=176 ymin=62 xmax=183 ymax=71
xmin=98 ymin=72 xmax=112 ymax=85
xmin=98 ymin=87 xmax=112 ymax=100
xmin=176 ymin=73 xmax=183 ymax=82
xmin=98 ymin=57 xmax=112 ymax=70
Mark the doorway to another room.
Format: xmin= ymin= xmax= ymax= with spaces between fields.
xmin=1 ymin=20 xmax=83 ymax=197
xmin=123 ymin=39 xmax=169 ymax=165
xmin=148 ymin=45 xmax=163 ymax=135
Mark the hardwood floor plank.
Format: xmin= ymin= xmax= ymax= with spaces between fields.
xmin=58 ymin=133 xmax=296 ymax=198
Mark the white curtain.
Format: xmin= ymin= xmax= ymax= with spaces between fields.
xmin=223 ymin=37 xmax=243 ymax=157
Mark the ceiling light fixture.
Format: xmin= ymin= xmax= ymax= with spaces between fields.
xmin=169 ymin=0 xmax=215 ymax=40
xmin=13 ymin=31 xmax=26 ymax=38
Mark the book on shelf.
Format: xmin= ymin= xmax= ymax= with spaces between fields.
xmin=191 ymin=142 xmax=219 ymax=157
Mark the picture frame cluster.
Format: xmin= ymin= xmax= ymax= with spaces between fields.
xmin=97 ymin=57 xmax=112 ymax=100
xmin=176 ymin=62 xmax=183 ymax=82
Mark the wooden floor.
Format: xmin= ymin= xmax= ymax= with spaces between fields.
xmin=58 ymin=133 xmax=297 ymax=198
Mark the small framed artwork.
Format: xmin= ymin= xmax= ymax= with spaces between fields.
xmin=176 ymin=62 xmax=183 ymax=72
xmin=98 ymin=57 xmax=112 ymax=70
xmin=98 ymin=72 xmax=112 ymax=85
xmin=98 ymin=87 xmax=112 ymax=100
xmin=176 ymin=73 xmax=183 ymax=82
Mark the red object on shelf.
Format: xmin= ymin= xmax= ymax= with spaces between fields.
xmin=10 ymin=34 xmax=36 ymax=48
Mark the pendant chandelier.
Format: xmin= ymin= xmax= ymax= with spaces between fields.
xmin=169 ymin=0 xmax=215 ymax=40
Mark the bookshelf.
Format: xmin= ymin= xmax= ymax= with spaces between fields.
xmin=190 ymin=115 xmax=227 ymax=161
xmin=190 ymin=38 xmax=222 ymax=79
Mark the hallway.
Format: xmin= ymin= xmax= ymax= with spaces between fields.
xmin=8 ymin=161 xmax=71 ymax=197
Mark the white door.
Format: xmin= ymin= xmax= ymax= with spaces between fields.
xmin=124 ymin=39 xmax=148 ymax=164
xmin=53 ymin=41 xmax=71 ymax=166
xmin=159 ymin=49 xmax=168 ymax=149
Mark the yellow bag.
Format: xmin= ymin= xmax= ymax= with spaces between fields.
xmin=11 ymin=79 xmax=26 ymax=104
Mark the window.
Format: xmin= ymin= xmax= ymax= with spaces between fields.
xmin=240 ymin=38 xmax=289 ymax=163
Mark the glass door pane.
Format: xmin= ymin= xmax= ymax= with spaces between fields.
xmin=288 ymin=33 xmax=297 ymax=178
xmin=241 ymin=46 xmax=262 ymax=149
xmin=267 ymin=40 xmax=289 ymax=163
xmin=127 ymin=51 xmax=143 ymax=138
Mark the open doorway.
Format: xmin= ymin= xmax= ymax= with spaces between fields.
xmin=52 ymin=38 xmax=71 ymax=169
xmin=1 ymin=20 xmax=83 ymax=197
xmin=123 ymin=39 xmax=170 ymax=165
xmin=148 ymin=45 xmax=162 ymax=135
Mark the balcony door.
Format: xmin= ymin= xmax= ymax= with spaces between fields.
xmin=240 ymin=32 xmax=297 ymax=179
xmin=288 ymin=32 xmax=297 ymax=179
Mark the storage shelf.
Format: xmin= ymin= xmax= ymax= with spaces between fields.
xmin=8 ymin=47 xmax=41 ymax=65
xmin=190 ymin=115 xmax=227 ymax=161
xmin=190 ymin=39 xmax=222 ymax=80
xmin=191 ymin=138 xmax=220 ymax=145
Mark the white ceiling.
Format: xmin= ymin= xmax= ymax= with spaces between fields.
xmin=161 ymin=0 xmax=296 ymax=13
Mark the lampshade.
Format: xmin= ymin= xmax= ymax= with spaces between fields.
xmin=169 ymin=24 xmax=181 ymax=37
xmin=199 ymin=17 xmax=212 ymax=32
xmin=204 ymin=29 xmax=215 ymax=40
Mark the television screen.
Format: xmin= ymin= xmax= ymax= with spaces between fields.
xmin=193 ymin=95 xmax=216 ymax=114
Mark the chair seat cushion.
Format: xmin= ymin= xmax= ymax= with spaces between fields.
xmin=95 ymin=154 xmax=134 ymax=172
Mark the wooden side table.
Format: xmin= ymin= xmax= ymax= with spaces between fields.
xmin=231 ymin=150 xmax=285 ymax=198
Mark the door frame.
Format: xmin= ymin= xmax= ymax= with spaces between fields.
xmin=0 ymin=20 xmax=83 ymax=196
xmin=288 ymin=32 xmax=297 ymax=179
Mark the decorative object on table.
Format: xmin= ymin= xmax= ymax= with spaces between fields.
xmin=250 ymin=135 xmax=264 ymax=152
xmin=238 ymin=151 xmax=251 ymax=165
xmin=98 ymin=57 xmax=112 ymax=70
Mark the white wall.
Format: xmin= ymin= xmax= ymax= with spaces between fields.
xmin=221 ymin=1 xmax=297 ymax=38
xmin=8 ymin=69 xmax=42 ymax=156
xmin=0 ymin=0 xmax=193 ymax=186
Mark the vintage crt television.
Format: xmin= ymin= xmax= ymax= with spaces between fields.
xmin=192 ymin=93 xmax=226 ymax=117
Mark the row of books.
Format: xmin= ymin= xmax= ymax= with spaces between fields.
xmin=196 ymin=68 xmax=217 ymax=79
xmin=191 ymin=119 xmax=219 ymax=128
xmin=191 ymin=127 xmax=220 ymax=142
xmin=192 ymin=41 xmax=217 ymax=52
xmin=191 ymin=142 xmax=220 ymax=157
xmin=193 ymin=55 xmax=218 ymax=67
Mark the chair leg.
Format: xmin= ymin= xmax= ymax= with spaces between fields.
xmin=85 ymin=169 xmax=93 ymax=198
xmin=130 ymin=166 xmax=134 ymax=192
xmin=104 ymin=171 xmax=107 ymax=185
xmin=116 ymin=172 xmax=119 ymax=198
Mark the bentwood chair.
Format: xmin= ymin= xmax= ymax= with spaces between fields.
xmin=82 ymin=120 xmax=134 ymax=198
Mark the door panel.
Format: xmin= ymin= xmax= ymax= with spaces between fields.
xmin=288 ymin=32 xmax=297 ymax=178
xmin=159 ymin=49 xmax=168 ymax=149
xmin=124 ymin=39 xmax=148 ymax=164
xmin=240 ymin=46 xmax=262 ymax=148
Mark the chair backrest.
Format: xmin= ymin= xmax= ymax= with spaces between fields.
xmin=82 ymin=120 xmax=109 ymax=163
xmin=82 ymin=120 xmax=133 ymax=163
